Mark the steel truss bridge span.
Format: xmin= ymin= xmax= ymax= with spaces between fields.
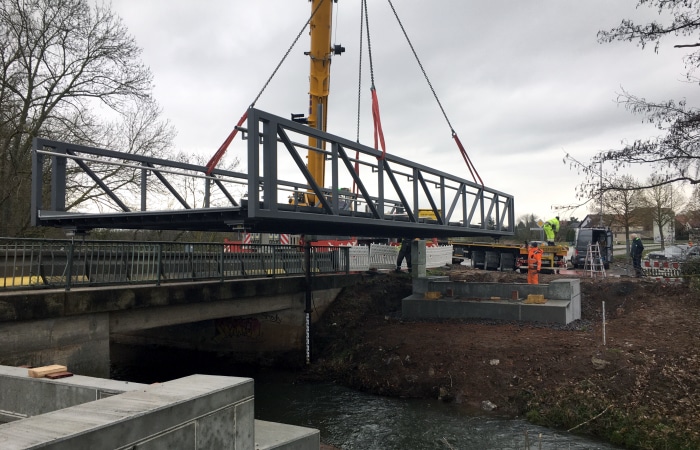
xmin=31 ymin=109 xmax=514 ymax=239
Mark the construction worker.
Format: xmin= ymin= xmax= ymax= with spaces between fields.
xmin=395 ymin=237 xmax=413 ymax=273
xmin=527 ymin=242 xmax=543 ymax=284
xmin=630 ymin=233 xmax=645 ymax=278
xmin=543 ymin=216 xmax=560 ymax=245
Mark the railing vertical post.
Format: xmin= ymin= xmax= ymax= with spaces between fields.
xmin=156 ymin=244 xmax=162 ymax=286
xmin=272 ymin=245 xmax=278 ymax=277
xmin=66 ymin=240 xmax=74 ymax=291
xmin=344 ymin=247 xmax=350 ymax=274
xmin=220 ymin=243 xmax=225 ymax=282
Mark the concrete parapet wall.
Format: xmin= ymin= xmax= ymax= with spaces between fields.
xmin=0 ymin=366 xmax=318 ymax=449
xmin=404 ymin=278 xmax=581 ymax=325
xmin=0 ymin=365 xmax=144 ymax=423
xmin=0 ymin=373 xmax=256 ymax=449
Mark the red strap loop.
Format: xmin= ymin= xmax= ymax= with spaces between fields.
xmin=452 ymin=132 xmax=483 ymax=186
xmin=371 ymin=88 xmax=387 ymax=160
xmin=205 ymin=110 xmax=249 ymax=175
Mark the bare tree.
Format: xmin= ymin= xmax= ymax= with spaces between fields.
xmin=687 ymin=184 xmax=700 ymax=212
xmin=163 ymin=152 xmax=240 ymax=208
xmin=0 ymin=0 xmax=165 ymax=235
xmin=65 ymin=98 xmax=175 ymax=212
xmin=515 ymin=214 xmax=541 ymax=243
xmin=576 ymin=1 xmax=700 ymax=202
xmin=645 ymin=175 xmax=686 ymax=249
xmin=602 ymin=175 xmax=646 ymax=255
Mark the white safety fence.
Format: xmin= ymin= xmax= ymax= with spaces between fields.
xmin=426 ymin=245 xmax=454 ymax=268
xmin=348 ymin=244 xmax=453 ymax=272
xmin=369 ymin=244 xmax=400 ymax=270
xmin=349 ymin=246 xmax=370 ymax=271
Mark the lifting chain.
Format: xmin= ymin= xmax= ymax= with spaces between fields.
xmin=386 ymin=0 xmax=454 ymax=135
xmin=250 ymin=0 xmax=327 ymax=109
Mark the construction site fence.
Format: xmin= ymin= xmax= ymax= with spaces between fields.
xmin=364 ymin=244 xmax=453 ymax=271
xmin=0 ymin=238 xmax=452 ymax=291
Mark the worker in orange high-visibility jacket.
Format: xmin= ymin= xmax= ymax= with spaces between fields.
xmin=527 ymin=242 xmax=543 ymax=284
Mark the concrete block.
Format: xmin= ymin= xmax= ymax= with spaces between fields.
xmin=403 ymin=278 xmax=581 ymax=325
xmin=256 ymin=420 xmax=320 ymax=450
xmin=412 ymin=276 xmax=449 ymax=294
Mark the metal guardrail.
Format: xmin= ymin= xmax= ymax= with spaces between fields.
xmin=0 ymin=238 xmax=349 ymax=291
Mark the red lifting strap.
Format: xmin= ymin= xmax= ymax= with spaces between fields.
xmin=452 ymin=132 xmax=484 ymax=186
xmin=205 ymin=110 xmax=249 ymax=175
xmin=371 ymin=88 xmax=387 ymax=160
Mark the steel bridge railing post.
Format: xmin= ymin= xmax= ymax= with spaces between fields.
xmin=157 ymin=244 xmax=162 ymax=286
xmin=272 ymin=245 xmax=278 ymax=277
xmin=220 ymin=243 xmax=225 ymax=282
xmin=66 ymin=240 xmax=74 ymax=291
xmin=344 ymin=247 xmax=350 ymax=274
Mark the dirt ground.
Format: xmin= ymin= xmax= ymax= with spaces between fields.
xmin=307 ymin=265 xmax=700 ymax=449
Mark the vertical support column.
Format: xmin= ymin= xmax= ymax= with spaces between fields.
xmin=50 ymin=145 xmax=67 ymax=212
xmin=412 ymin=168 xmax=419 ymax=222
xmin=412 ymin=239 xmax=427 ymax=278
xmin=440 ymin=175 xmax=446 ymax=224
xmin=461 ymin=185 xmax=468 ymax=228
xmin=331 ymin=143 xmax=339 ymax=212
xmin=376 ymin=160 xmax=384 ymax=219
xmin=247 ymin=109 xmax=260 ymax=217
xmin=30 ymin=139 xmax=44 ymax=227
xmin=140 ymin=164 xmax=148 ymax=211
xmin=262 ymin=117 xmax=277 ymax=212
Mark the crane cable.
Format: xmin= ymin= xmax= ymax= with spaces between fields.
xmin=352 ymin=0 xmax=366 ymax=195
xmin=363 ymin=0 xmax=387 ymax=161
xmin=386 ymin=0 xmax=483 ymax=185
xmin=205 ymin=0 xmax=328 ymax=175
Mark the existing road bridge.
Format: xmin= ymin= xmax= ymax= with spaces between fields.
xmin=0 ymin=237 xmax=453 ymax=378
xmin=0 ymin=237 xmax=366 ymax=378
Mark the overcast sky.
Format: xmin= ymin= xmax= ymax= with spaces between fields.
xmin=108 ymin=0 xmax=697 ymax=222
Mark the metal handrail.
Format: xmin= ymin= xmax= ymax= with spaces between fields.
xmin=0 ymin=238 xmax=349 ymax=291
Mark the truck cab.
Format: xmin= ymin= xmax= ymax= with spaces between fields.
xmin=571 ymin=227 xmax=614 ymax=269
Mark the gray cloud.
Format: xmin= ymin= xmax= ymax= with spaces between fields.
xmin=109 ymin=0 xmax=692 ymax=221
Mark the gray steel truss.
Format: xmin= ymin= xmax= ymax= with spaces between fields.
xmin=31 ymin=108 xmax=514 ymax=239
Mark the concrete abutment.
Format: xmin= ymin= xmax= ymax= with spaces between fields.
xmin=405 ymin=276 xmax=581 ymax=325
xmin=0 ymin=275 xmax=362 ymax=377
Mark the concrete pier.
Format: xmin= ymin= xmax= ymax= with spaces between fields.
xmin=404 ymin=276 xmax=581 ymax=325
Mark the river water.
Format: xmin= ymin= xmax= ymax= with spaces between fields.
xmin=253 ymin=371 xmax=621 ymax=450
xmin=111 ymin=345 xmax=621 ymax=450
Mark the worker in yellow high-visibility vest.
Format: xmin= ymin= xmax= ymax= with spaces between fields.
xmin=543 ymin=216 xmax=560 ymax=245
